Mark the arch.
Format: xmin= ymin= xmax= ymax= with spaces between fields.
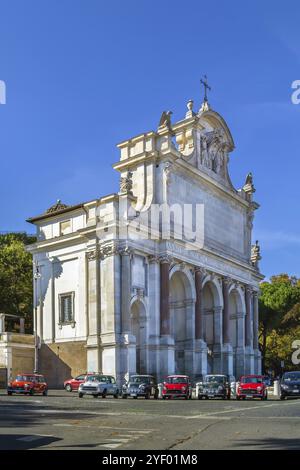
xmin=130 ymin=299 xmax=147 ymax=374
xmin=169 ymin=268 xmax=195 ymax=375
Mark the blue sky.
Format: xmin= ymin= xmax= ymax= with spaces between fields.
xmin=0 ymin=0 xmax=300 ymax=279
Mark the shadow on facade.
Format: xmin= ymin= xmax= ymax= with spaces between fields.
xmin=39 ymin=344 xmax=72 ymax=388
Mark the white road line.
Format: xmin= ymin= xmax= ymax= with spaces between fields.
xmin=101 ymin=443 xmax=121 ymax=449
xmin=52 ymin=423 xmax=154 ymax=432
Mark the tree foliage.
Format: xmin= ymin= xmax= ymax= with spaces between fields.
xmin=259 ymin=274 xmax=300 ymax=374
xmin=0 ymin=233 xmax=36 ymax=332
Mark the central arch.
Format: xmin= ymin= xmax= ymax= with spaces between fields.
xmin=169 ymin=267 xmax=195 ymax=375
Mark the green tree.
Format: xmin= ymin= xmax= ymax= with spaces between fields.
xmin=0 ymin=232 xmax=36 ymax=332
xmin=259 ymin=274 xmax=300 ymax=374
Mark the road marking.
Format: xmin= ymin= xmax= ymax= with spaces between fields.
xmin=52 ymin=423 xmax=155 ymax=432
xmin=101 ymin=443 xmax=121 ymax=449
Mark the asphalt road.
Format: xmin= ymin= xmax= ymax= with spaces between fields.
xmin=1 ymin=390 xmax=300 ymax=450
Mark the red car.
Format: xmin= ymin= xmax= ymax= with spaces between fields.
xmin=162 ymin=375 xmax=192 ymax=400
xmin=237 ymin=375 xmax=267 ymax=400
xmin=64 ymin=373 xmax=94 ymax=392
xmin=7 ymin=373 xmax=48 ymax=396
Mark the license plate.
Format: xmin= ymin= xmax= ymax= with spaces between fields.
xmin=86 ymin=391 xmax=94 ymax=395
xmin=246 ymin=395 xmax=252 ymax=398
xmin=293 ymin=390 xmax=299 ymax=393
xmin=130 ymin=393 xmax=137 ymax=397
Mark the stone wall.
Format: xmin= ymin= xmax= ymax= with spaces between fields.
xmin=40 ymin=341 xmax=87 ymax=388
xmin=0 ymin=333 xmax=35 ymax=383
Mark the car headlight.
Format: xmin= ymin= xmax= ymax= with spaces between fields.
xmin=24 ymin=384 xmax=30 ymax=388
xmin=218 ymin=386 xmax=224 ymax=392
xmin=139 ymin=385 xmax=145 ymax=390
xmin=281 ymin=384 xmax=288 ymax=390
xmin=257 ymin=386 xmax=262 ymax=392
xmin=181 ymin=386 xmax=187 ymax=391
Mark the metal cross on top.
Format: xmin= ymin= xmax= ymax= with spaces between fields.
xmin=200 ymin=75 xmax=211 ymax=103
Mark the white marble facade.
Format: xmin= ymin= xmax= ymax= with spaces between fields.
xmin=27 ymin=98 xmax=263 ymax=386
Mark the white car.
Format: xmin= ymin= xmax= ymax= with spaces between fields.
xmin=78 ymin=374 xmax=119 ymax=398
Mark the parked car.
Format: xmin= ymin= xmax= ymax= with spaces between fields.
xmin=162 ymin=375 xmax=192 ymax=399
xmin=197 ymin=374 xmax=233 ymax=400
xmin=280 ymin=371 xmax=300 ymax=400
xmin=78 ymin=374 xmax=119 ymax=398
xmin=237 ymin=375 xmax=267 ymax=400
xmin=122 ymin=375 xmax=158 ymax=399
xmin=64 ymin=373 xmax=95 ymax=392
xmin=7 ymin=373 xmax=48 ymax=396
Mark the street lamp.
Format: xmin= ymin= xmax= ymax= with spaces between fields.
xmin=33 ymin=261 xmax=41 ymax=373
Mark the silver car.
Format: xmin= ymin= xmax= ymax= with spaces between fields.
xmin=78 ymin=374 xmax=119 ymax=399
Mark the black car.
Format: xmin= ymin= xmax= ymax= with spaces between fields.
xmin=122 ymin=374 xmax=159 ymax=399
xmin=197 ymin=374 xmax=234 ymax=400
xmin=280 ymin=371 xmax=300 ymax=400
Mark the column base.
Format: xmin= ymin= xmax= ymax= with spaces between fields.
xmin=235 ymin=347 xmax=245 ymax=380
xmin=157 ymin=335 xmax=175 ymax=382
xmin=222 ymin=343 xmax=233 ymax=376
xmin=245 ymin=346 xmax=255 ymax=374
xmin=254 ymin=349 xmax=262 ymax=374
xmin=194 ymin=339 xmax=208 ymax=378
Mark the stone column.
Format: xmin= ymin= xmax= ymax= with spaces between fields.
xmin=245 ymin=286 xmax=254 ymax=374
xmin=222 ymin=278 xmax=230 ymax=344
xmin=86 ymin=247 xmax=101 ymax=373
xmin=147 ymin=256 xmax=161 ymax=377
xmin=119 ymin=246 xmax=136 ymax=381
xmin=194 ymin=268 xmax=207 ymax=377
xmin=221 ymin=277 xmax=233 ymax=376
xmin=252 ymin=291 xmax=261 ymax=374
xmin=160 ymin=256 xmax=170 ymax=335
xmin=120 ymin=247 xmax=132 ymax=334
xmin=213 ymin=306 xmax=223 ymax=373
xmin=158 ymin=255 xmax=174 ymax=379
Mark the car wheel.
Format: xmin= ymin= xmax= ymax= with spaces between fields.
xmin=145 ymin=392 xmax=150 ymax=399
xmin=236 ymin=396 xmax=240 ymax=400
xmin=79 ymin=393 xmax=83 ymax=398
xmin=43 ymin=390 xmax=48 ymax=396
xmin=7 ymin=391 xmax=12 ymax=396
xmin=280 ymin=395 xmax=286 ymax=400
xmin=205 ymin=396 xmax=209 ymax=400
xmin=65 ymin=384 xmax=72 ymax=392
xmin=29 ymin=389 xmax=34 ymax=396
xmin=93 ymin=394 xmax=98 ymax=398
xmin=122 ymin=394 xmax=127 ymax=399
xmin=154 ymin=391 xmax=159 ymax=399
xmin=198 ymin=395 xmax=203 ymax=400
xmin=114 ymin=393 xmax=119 ymax=399
xmin=133 ymin=396 xmax=138 ymax=399
xmin=162 ymin=396 xmax=166 ymax=400
xmin=264 ymin=392 xmax=268 ymax=401
xmin=184 ymin=394 xmax=188 ymax=400
xmin=102 ymin=391 xmax=107 ymax=398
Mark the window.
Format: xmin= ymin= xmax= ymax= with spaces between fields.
xmin=59 ymin=292 xmax=75 ymax=326
xmin=60 ymin=220 xmax=71 ymax=236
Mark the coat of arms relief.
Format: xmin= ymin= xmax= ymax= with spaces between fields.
xmin=175 ymin=125 xmax=233 ymax=187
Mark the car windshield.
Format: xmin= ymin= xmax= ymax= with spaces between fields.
xmin=130 ymin=376 xmax=151 ymax=384
xmin=15 ymin=375 xmax=36 ymax=382
xmin=282 ymin=372 xmax=300 ymax=381
xmin=204 ymin=376 xmax=226 ymax=384
xmin=241 ymin=377 xmax=262 ymax=384
xmin=166 ymin=377 xmax=188 ymax=384
xmin=86 ymin=375 xmax=102 ymax=382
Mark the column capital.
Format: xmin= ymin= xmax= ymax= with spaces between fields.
xmin=86 ymin=246 xmax=102 ymax=261
xmin=245 ymin=284 xmax=253 ymax=295
xmin=194 ymin=266 xmax=207 ymax=276
xmin=222 ymin=276 xmax=233 ymax=288
xmin=148 ymin=254 xmax=159 ymax=264
xmin=118 ymin=245 xmax=133 ymax=257
xmin=158 ymin=254 xmax=173 ymax=264
xmin=99 ymin=241 xmax=119 ymax=259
